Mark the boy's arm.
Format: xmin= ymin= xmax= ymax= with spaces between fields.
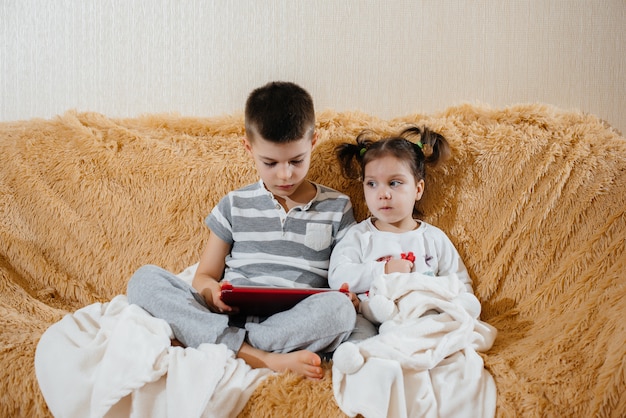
xmin=192 ymin=232 xmax=236 ymax=312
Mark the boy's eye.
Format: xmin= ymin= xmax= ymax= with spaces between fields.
xmin=262 ymin=160 xmax=303 ymax=167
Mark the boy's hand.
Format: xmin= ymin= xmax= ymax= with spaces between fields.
xmin=192 ymin=232 xmax=236 ymax=314
xmin=339 ymin=283 xmax=360 ymax=312
xmin=200 ymin=279 xmax=237 ymax=314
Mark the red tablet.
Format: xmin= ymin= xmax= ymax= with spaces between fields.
xmin=220 ymin=282 xmax=347 ymax=316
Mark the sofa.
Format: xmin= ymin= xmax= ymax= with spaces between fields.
xmin=1 ymin=103 xmax=624 ymax=417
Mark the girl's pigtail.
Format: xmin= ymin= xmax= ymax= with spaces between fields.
xmin=335 ymin=132 xmax=368 ymax=179
xmin=422 ymin=127 xmax=450 ymax=166
xmin=335 ymin=130 xmax=375 ymax=179
xmin=401 ymin=126 xmax=450 ymax=166
xmin=335 ymin=142 xmax=358 ymax=179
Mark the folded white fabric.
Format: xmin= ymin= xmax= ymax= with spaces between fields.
xmin=35 ymin=294 xmax=271 ymax=418
xmin=332 ymin=272 xmax=497 ymax=418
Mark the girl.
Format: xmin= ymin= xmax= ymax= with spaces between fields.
xmin=329 ymin=127 xmax=474 ymax=334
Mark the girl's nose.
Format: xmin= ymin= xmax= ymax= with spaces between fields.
xmin=379 ymin=188 xmax=391 ymax=199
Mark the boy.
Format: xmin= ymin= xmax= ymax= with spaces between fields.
xmin=127 ymin=81 xmax=357 ymax=379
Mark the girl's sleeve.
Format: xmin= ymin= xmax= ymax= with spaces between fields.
xmin=328 ymin=225 xmax=385 ymax=294
xmin=436 ymin=232 xmax=474 ymax=293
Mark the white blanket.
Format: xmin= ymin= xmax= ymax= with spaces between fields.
xmin=35 ymin=266 xmax=272 ymax=418
xmin=332 ymin=272 xmax=497 ymax=418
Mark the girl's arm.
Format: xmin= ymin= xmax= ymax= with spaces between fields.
xmin=435 ymin=234 xmax=474 ymax=293
xmin=328 ymin=230 xmax=385 ymax=294
xmin=192 ymin=232 xmax=236 ymax=312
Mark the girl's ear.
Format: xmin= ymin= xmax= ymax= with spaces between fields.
xmin=415 ymin=179 xmax=425 ymax=201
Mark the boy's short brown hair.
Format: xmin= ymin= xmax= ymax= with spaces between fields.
xmin=244 ymin=81 xmax=315 ymax=143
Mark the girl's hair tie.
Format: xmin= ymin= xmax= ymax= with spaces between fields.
xmin=359 ymin=147 xmax=367 ymax=157
xmin=415 ymin=140 xmax=424 ymax=149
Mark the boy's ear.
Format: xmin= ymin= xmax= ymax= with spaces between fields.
xmin=242 ymin=136 xmax=253 ymax=154
xmin=311 ymin=131 xmax=318 ymax=147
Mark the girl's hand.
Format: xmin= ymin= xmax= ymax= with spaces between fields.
xmin=339 ymin=283 xmax=360 ymax=312
xmin=384 ymin=258 xmax=414 ymax=274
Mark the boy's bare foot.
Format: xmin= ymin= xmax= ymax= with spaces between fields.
xmin=170 ymin=338 xmax=184 ymax=347
xmin=237 ymin=342 xmax=324 ymax=379
xmin=264 ymin=350 xmax=324 ymax=379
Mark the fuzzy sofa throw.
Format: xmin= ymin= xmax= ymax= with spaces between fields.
xmin=1 ymin=104 xmax=625 ymax=417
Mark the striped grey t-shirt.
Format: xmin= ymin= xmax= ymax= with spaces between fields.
xmin=206 ymin=180 xmax=356 ymax=288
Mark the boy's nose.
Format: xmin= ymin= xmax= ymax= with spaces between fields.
xmin=277 ymin=164 xmax=292 ymax=180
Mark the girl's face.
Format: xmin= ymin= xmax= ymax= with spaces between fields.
xmin=363 ymin=155 xmax=424 ymax=232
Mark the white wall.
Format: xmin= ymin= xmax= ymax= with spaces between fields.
xmin=2 ymin=0 xmax=625 ymax=134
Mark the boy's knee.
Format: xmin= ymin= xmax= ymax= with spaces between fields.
xmin=127 ymin=264 xmax=163 ymax=304
xmin=325 ymin=291 xmax=357 ymax=330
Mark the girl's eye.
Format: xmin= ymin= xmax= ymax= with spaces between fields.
xmin=390 ymin=180 xmax=402 ymax=187
xmin=365 ymin=181 xmax=376 ymax=188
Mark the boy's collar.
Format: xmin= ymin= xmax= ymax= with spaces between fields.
xmin=258 ymin=179 xmax=319 ymax=211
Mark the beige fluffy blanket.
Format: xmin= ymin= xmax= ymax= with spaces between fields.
xmin=1 ymin=104 xmax=624 ymax=417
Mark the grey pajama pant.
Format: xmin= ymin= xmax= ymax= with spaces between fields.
xmin=127 ymin=265 xmax=357 ymax=354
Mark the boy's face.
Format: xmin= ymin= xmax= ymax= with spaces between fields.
xmin=243 ymin=132 xmax=317 ymax=200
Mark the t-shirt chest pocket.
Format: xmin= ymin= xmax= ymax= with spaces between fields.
xmin=304 ymin=223 xmax=332 ymax=251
